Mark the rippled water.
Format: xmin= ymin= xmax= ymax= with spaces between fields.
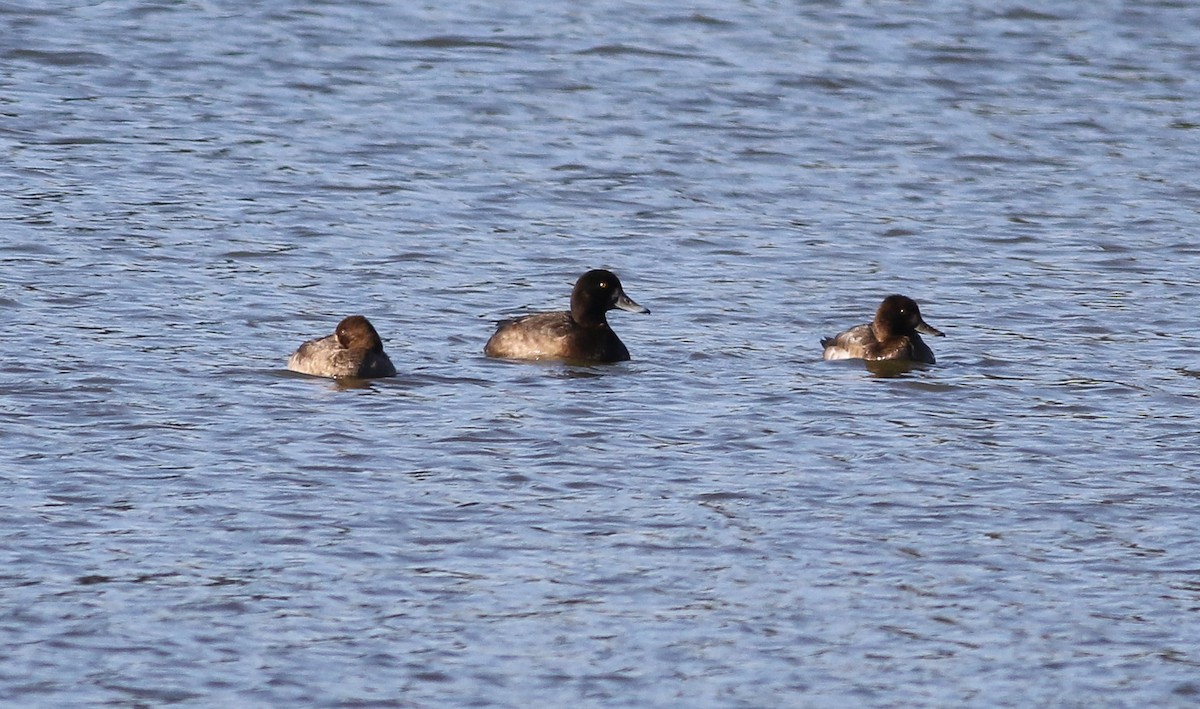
xmin=4 ymin=1 xmax=1200 ymax=706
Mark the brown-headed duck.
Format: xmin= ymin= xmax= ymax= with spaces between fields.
xmin=288 ymin=315 xmax=396 ymax=379
xmin=821 ymin=295 xmax=944 ymax=364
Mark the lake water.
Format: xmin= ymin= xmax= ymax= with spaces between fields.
xmin=4 ymin=1 xmax=1200 ymax=706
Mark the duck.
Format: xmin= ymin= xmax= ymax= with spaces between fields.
xmin=821 ymin=295 xmax=944 ymax=364
xmin=484 ymin=269 xmax=649 ymax=362
xmin=287 ymin=315 xmax=396 ymax=378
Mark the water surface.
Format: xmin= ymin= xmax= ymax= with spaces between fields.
xmin=3 ymin=1 xmax=1200 ymax=706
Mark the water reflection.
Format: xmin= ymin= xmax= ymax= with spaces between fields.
xmin=865 ymin=359 xmax=933 ymax=378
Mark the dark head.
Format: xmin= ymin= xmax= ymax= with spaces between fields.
xmin=335 ymin=315 xmax=385 ymax=351
xmin=874 ymin=295 xmax=944 ymax=339
xmin=569 ymin=269 xmax=649 ymax=325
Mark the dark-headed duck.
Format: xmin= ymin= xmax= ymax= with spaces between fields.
xmin=288 ymin=315 xmax=396 ymax=379
xmin=484 ymin=269 xmax=649 ymax=363
xmin=821 ymin=295 xmax=944 ymax=364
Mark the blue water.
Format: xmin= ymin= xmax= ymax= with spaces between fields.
xmin=3 ymin=1 xmax=1200 ymax=706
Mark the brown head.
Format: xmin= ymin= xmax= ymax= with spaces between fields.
xmin=335 ymin=315 xmax=385 ymax=352
xmin=873 ymin=295 xmax=944 ymax=341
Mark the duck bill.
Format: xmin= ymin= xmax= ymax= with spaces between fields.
xmin=916 ymin=320 xmax=944 ymax=337
xmin=614 ymin=291 xmax=649 ymax=314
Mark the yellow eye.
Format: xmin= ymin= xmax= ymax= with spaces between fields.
xmin=599 ymin=281 xmax=609 ymax=289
